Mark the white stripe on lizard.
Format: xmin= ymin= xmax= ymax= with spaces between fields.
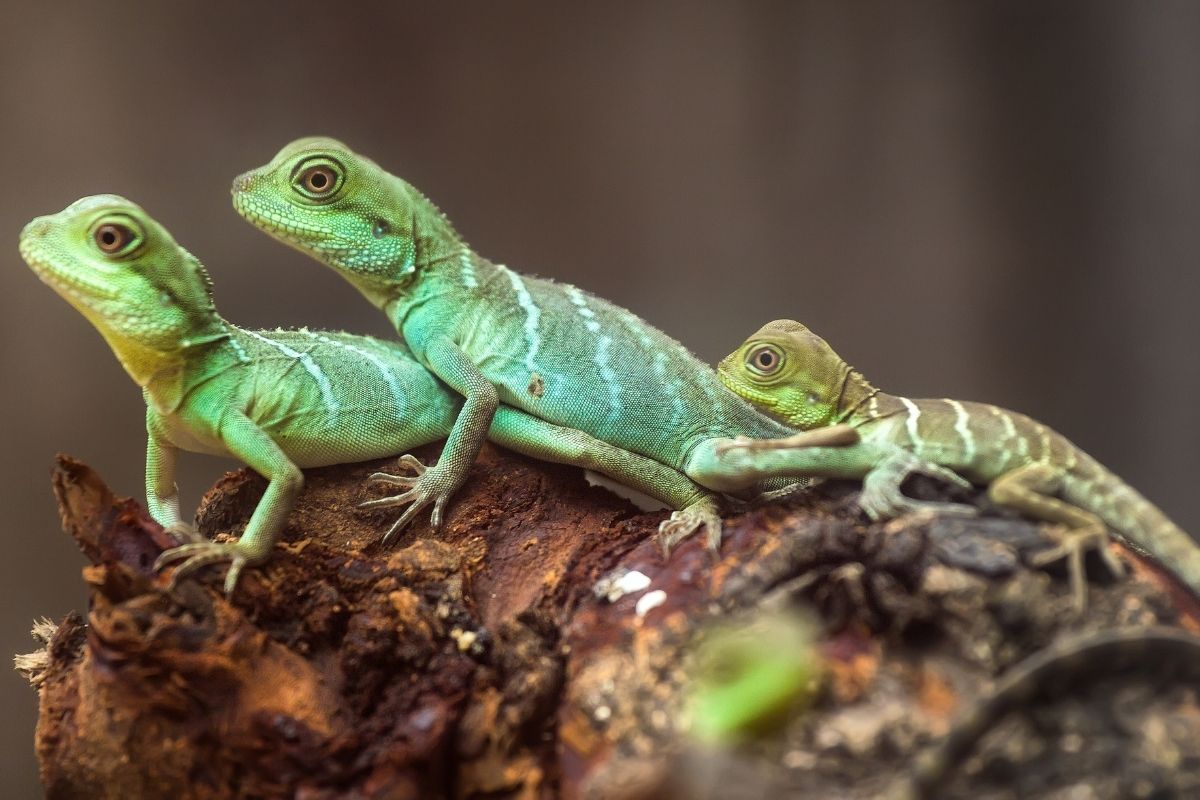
xmin=297 ymin=330 xmax=407 ymax=412
xmin=459 ymin=246 xmax=478 ymax=289
xmin=565 ymin=285 xmax=622 ymax=422
xmin=901 ymin=397 xmax=924 ymax=455
xmin=243 ymin=329 xmax=339 ymax=416
xmin=500 ymin=265 xmax=541 ymax=377
xmin=946 ymin=399 xmax=976 ymax=463
xmin=566 ymin=285 xmax=601 ymax=333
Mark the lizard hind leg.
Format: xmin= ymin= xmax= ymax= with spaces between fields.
xmin=988 ymin=463 xmax=1126 ymax=613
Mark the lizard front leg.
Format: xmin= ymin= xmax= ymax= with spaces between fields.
xmin=155 ymin=413 xmax=303 ymax=597
xmin=685 ymin=437 xmax=975 ymax=519
xmin=145 ymin=412 xmax=205 ymax=544
xmin=361 ymin=335 xmax=497 ymax=543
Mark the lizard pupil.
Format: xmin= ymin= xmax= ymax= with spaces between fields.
xmin=372 ymin=220 xmax=390 ymax=238
xmin=95 ymin=224 xmax=127 ymax=254
xmin=303 ymin=166 xmax=336 ymax=195
xmin=753 ymin=348 xmax=777 ymax=371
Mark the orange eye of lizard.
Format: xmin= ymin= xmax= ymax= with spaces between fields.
xmin=301 ymin=165 xmax=336 ymax=195
xmin=747 ymin=345 xmax=783 ymax=375
xmin=94 ymin=223 xmax=132 ymax=254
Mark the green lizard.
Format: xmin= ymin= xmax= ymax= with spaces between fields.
xmin=231 ymin=137 xmax=967 ymax=549
xmin=715 ymin=319 xmax=1200 ymax=608
xmin=18 ymin=195 xmax=739 ymax=594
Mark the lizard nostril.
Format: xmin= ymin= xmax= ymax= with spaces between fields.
xmin=231 ymin=172 xmax=256 ymax=195
xmin=20 ymin=218 xmax=51 ymax=241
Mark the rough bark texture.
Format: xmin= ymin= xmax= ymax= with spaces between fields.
xmin=26 ymin=445 xmax=1200 ymax=799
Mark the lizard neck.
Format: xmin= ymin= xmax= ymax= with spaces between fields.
xmin=835 ymin=367 xmax=890 ymax=425
xmin=367 ymin=182 xmax=469 ymax=320
xmin=408 ymin=181 xmax=468 ymax=274
xmin=140 ymin=316 xmax=247 ymax=415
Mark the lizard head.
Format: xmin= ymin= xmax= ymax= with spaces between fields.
xmin=717 ymin=319 xmax=854 ymax=430
xmin=232 ymin=137 xmax=463 ymax=309
xmin=19 ymin=195 xmax=223 ymax=383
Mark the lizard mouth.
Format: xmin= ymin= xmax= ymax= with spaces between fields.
xmin=716 ymin=364 xmax=781 ymax=413
xmin=18 ymin=236 xmax=119 ymax=303
xmin=232 ymin=193 xmax=358 ymax=256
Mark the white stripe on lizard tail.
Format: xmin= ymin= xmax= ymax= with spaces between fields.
xmin=243 ymin=329 xmax=339 ymax=416
xmin=297 ymin=330 xmax=407 ymax=412
xmin=500 ymin=265 xmax=541 ymax=377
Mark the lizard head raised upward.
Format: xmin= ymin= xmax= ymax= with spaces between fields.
xmin=19 ymin=195 xmax=224 ymax=386
xmin=232 ymin=137 xmax=465 ymax=310
xmin=717 ymin=319 xmax=876 ymax=430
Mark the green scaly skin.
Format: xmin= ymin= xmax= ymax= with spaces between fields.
xmin=717 ymin=319 xmax=1200 ymax=610
xmin=233 ymin=137 xmax=889 ymax=551
xmin=19 ymin=195 xmax=730 ymax=594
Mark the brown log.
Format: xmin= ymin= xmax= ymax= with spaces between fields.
xmin=24 ymin=445 xmax=1200 ymax=799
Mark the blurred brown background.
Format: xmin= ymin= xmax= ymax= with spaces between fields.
xmin=2 ymin=1 xmax=1198 ymax=794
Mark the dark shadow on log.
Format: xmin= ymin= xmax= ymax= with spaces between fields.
xmin=22 ymin=446 xmax=1200 ymax=799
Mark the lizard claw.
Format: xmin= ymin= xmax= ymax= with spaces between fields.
xmin=163 ymin=520 xmax=207 ymax=545
xmin=1029 ymin=523 xmax=1125 ymax=613
xmin=155 ymin=539 xmax=265 ymax=598
xmin=359 ymin=453 xmax=460 ymax=544
xmin=657 ymin=496 xmax=724 ymax=557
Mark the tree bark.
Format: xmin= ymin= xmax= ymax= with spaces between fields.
xmin=24 ymin=445 xmax=1200 ymax=799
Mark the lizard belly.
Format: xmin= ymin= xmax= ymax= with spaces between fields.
xmin=156 ymin=413 xmax=232 ymax=458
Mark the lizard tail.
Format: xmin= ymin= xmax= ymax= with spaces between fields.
xmin=1062 ymin=456 xmax=1200 ymax=598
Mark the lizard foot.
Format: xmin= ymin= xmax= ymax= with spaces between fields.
xmin=859 ymin=453 xmax=977 ymax=521
xmin=657 ymin=496 xmax=724 ymax=557
xmin=360 ymin=454 xmax=459 ymax=545
xmin=1029 ymin=523 xmax=1125 ymax=613
xmin=155 ymin=539 xmax=266 ymax=598
xmin=163 ymin=521 xmax=208 ymax=544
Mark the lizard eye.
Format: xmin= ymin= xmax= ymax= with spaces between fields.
xmin=746 ymin=344 xmax=783 ymax=375
xmin=293 ymin=157 xmax=344 ymax=201
xmin=92 ymin=220 xmax=141 ymax=257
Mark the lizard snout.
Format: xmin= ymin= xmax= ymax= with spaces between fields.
xmin=231 ymin=170 xmax=258 ymax=195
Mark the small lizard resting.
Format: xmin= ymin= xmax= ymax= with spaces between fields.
xmin=231 ymin=137 xmax=964 ymax=549
xmin=19 ymin=195 xmax=738 ymax=593
xmin=716 ymin=319 xmax=1200 ymax=608
xmin=904 ymin=626 xmax=1200 ymax=798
